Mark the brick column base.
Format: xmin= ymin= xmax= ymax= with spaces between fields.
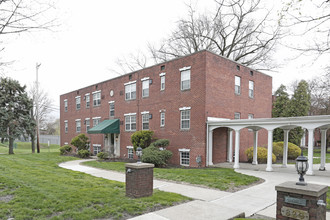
xmin=125 ymin=163 xmax=154 ymax=198
xmin=275 ymin=181 xmax=327 ymax=220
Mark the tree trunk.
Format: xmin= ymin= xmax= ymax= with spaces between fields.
xmin=31 ymin=134 xmax=35 ymax=153
xmin=9 ymin=137 xmax=14 ymax=154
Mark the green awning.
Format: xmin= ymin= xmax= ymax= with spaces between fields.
xmin=87 ymin=119 xmax=120 ymax=134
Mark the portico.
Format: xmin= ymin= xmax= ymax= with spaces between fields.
xmin=206 ymin=115 xmax=330 ymax=175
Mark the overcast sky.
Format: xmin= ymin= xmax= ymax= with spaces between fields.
xmin=2 ymin=0 xmax=329 ymax=118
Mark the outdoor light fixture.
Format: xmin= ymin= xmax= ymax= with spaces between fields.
xmin=136 ymin=147 xmax=142 ymax=163
xmin=295 ymin=150 xmax=308 ymax=186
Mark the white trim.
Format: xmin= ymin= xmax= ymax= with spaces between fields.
xmin=141 ymin=77 xmax=150 ymax=81
xmin=159 ymin=72 xmax=166 ymax=76
xmin=85 ymin=93 xmax=90 ymax=96
xmin=64 ymin=142 xmax=68 ymax=145
xmin=179 ymin=66 xmax=191 ymax=71
xmin=179 ymin=148 xmax=190 ymax=152
xmin=124 ymin=80 xmax=136 ymax=86
xmin=75 ymin=96 xmax=81 ymax=99
xmin=179 ymin=107 xmax=191 ymax=111
xmin=141 ymin=111 xmax=149 ymax=115
xmin=64 ymin=120 xmax=68 ymax=122
xmin=85 ymin=118 xmax=90 ymax=120
xmin=75 ymin=119 xmax=81 ymax=121
xmin=126 ymin=146 xmax=134 ymax=149
xmin=93 ymin=144 xmax=101 ymax=147
xmin=159 ymin=109 xmax=166 ymax=112
xmin=64 ymin=99 xmax=67 ymax=101
xmin=92 ymin=116 xmax=101 ymax=119
xmin=92 ymin=90 xmax=101 ymax=94
xmin=124 ymin=113 xmax=137 ymax=116
xmin=108 ymin=101 xmax=115 ymax=103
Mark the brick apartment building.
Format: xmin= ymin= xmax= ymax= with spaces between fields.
xmin=60 ymin=50 xmax=272 ymax=167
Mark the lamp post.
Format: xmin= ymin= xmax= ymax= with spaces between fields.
xmin=136 ymin=147 xmax=142 ymax=163
xmin=295 ymin=149 xmax=308 ymax=186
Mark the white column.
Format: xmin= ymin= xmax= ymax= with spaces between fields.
xmin=208 ymin=129 xmax=213 ymax=166
xmin=252 ymin=130 xmax=258 ymax=165
xmin=266 ymin=129 xmax=274 ymax=172
xmin=301 ymin=129 xmax=306 ymax=147
xmin=282 ymin=129 xmax=289 ymax=168
xmin=233 ymin=130 xmax=240 ymax=169
xmin=306 ymin=129 xmax=314 ymax=175
xmin=319 ymin=129 xmax=327 ymax=171
xmin=227 ymin=129 xmax=233 ymax=162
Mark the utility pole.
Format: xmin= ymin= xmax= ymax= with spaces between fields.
xmin=36 ymin=63 xmax=41 ymax=153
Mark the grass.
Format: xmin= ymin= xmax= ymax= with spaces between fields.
xmin=83 ymin=161 xmax=260 ymax=191
xmin=0 ymin=153 xmax=189 ymax=220
xmin=0 ymin=141 xmax=60 ymax=154
xmin=302 ymin=148 xmax=330 ymax=164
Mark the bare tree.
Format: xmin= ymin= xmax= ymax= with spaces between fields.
xmin=309 ymin=72 xmax=330 ymax=115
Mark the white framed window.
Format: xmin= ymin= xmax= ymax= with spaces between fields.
xmin=180 ymin=67 xmax=191 ymax=90
xmin=248 ymin=114 xmax=254 ymax=119
xmin=76 ymin=96 xmax=81 ymax=110
xmin=141 ymin=112 xmax=149 ymax=130
xmin=85 ymin=118 xmax=90 ymax=132
xmin=179 ymin=149 xmax=190 ymax=166
xmin=64 ymin=99 xmax=68 ymax=112
xmin=160 ymin=74 xmax=165 ymax=91
xmin=125 ymin=82 xmax=136 ymax=100
xmin=235 ymin=76 xmax=241 ymax=95
xmin=93 ymin=144 xmax=101 ymax=155
xmin=109 ymin=101 xmax=115 ymax=117
xmin=127 ymin=146 xmax=134 ymax=159
xmin=160 ymin=112 xmax=165 ymax=127
xmin=142 ymin=79 xmax=149 ymax=98
xmin=64 ymin=120 xmax=68 ymax=133
xmin=125 ymin=114 xmax=136 ymax=131
xmin=249 ymin=80 xmax=254 ymax=98
xmin=75 ymin=119 xmax=81 ymax=133
xmin=93 ymin=91 xmax=101 ymax=106
xmin=180 ymin=107 xmax=191 ymax=130
xmin=234 ymin=112 xmax=241 ymax=119
xmin=93 ymin=117 xmax=101 ymax=127
xmin=85 ymin=94 xmax=90 ymax=108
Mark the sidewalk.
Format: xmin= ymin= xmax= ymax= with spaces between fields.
xmin=59 ymin=160 xmax=330 ymax=220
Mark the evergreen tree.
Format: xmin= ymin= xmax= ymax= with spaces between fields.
xmin=0 ymin=77 xmax=35 ymax=154
xmin=272 ymin=85 xmax=290 ymax=142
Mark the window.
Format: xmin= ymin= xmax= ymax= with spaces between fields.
xmin=180 ymin=68 xmax=191 ymax=90
xmin=179 ymin=149 xmax=190 ymax=166
xmin=235 ymin=76 xmax=241 ymax=95
xmin=93 ymin=91 xmax=101 ymax=106
xmin=125 ymin=82 xmax=136 ymax=100
xmin=76 ymin=96 xmax=81 ymax=110
xmin=64 ymin=99 xmax=68 ymax=112
xmin=160 ymin=74 xmax=165 ymax=90
xmin=64 ymin=120 xmax=68 ymax=133
xmin=142 ymin=112 xmax=149 ymax=130
xmin=93 ymin=117 xmax=101 ymax=127
xmin=142 ymin=80 xmax=149 ymax=97
xmin=109 ymin=101 xmax=115 ymax=117
xmin=76 ymin=119 xmax=81 ymax=133
xmin=234 ymin=112 xmax=241 ymax=119
xmin=85 ymin=118 xmax=90 ymax=132
xmin=93 ymin=144 xmax=101 ymax=155
xmin=249 ymin=81 xmax=254 ymax=98
xmin=180 ymin=107 xmax=191 ymax=130
xmin=86 ymin=94 xmax=90 ymax=108
xmin=160 ymin=65 xmax=165 ymax=71
xmin=248 ymin=114 xmax=254 ymax=119
xmin=127 ymin=146 xmax=134 ymax=159
xmin=125 ymin=114 xmax=136 ymax=131
xmin=160 ymin=112 xmax=165 ymax=127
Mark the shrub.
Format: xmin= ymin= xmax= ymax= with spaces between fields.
xmin=77 ymin=149 xmax=90 ymax=158
xmin=246 ymin=147 xmax=276 ymax=164
xmin=97 ymin=152 xmax=108 ymax=160
xmin=273 ymin=142 xmax=301 ymax=160
xmin=150 ymin=139 xmax=170 ymax=148
xmin=71 ymin=134 xmax=89 ymax=151
xmin=59 ymin=145 xmax=72 ymax=155
xmin=131 ymin=130 xmax=154 ymax=151
xmin=142 ymin=146 xmax=173 ymax=167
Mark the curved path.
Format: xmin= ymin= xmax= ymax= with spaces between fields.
xmin=59 ymin=160 xmax=330 ymax=220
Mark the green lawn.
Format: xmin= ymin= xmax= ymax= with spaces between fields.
xmin=302 ymin=148 xmax=330 ymax=164
xmin=0 ymin=153 xmax=189 ymax=220
xmin=83 ymin=161 xmax=260 ymax=191
xmin=0 ymin=142 xmax=60 ymax=154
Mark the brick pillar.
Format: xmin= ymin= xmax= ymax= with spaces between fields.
xmin=275 ymin=181 xmax=327 ymax=220
xmin=125 ymin=163 xmax=154 ymax=198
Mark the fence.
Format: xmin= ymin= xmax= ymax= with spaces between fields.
xmin=17 ymin=135 xmax=60 ymax=145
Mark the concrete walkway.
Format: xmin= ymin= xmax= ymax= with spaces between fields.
xmin=59 ymin=160 xmax=330 ymax=220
